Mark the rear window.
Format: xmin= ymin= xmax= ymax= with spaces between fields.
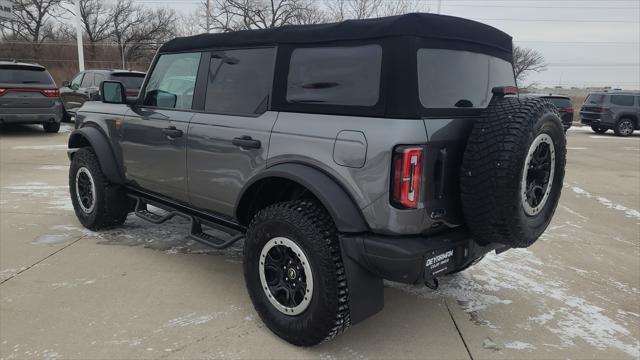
xmin=418 ymin=49 xmax=515 ymax=109
xmin=544 ymin=97 xmax=571 ymax=109
xmin=610 ymin=95 xmax=634 ymax=106
xmin=287 ymin=45 xmax=382 ymax=106
xmin=112 ymin=73 xmax=145 ymax=89
xmin=585 ymin=94 xmax=604 ymax=104
xmin=0 ymin=65 xmax=54 ymax=85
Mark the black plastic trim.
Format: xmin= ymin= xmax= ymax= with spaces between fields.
xmin=68 ymin=126 xmax=124 ymax=184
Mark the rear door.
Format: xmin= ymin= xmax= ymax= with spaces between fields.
xmin=187 ymin=48 xmax=277 ymax=216
xmin=119 ymin=52 xmax=201 ymax=203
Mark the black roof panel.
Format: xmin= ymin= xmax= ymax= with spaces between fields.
xmin=160 ymin=13 xmax=512 ymax=56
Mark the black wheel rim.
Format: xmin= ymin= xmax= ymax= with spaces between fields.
xmin=522 ymin=134 xmax=556 ymax=216
xmin=75 ymin=167 xmax=96 ymax=213
xmin=259 ymin=237 xmax=313 ymax=315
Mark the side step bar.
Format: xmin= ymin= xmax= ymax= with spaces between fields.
xmin=129 ymin=194 xmax=244 ymax=250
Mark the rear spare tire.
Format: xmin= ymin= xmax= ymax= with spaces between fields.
xmin=461 ymin=97 xmax=566 ymax=248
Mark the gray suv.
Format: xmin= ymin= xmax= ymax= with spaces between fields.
xmin=67 ymin=13 xmax=566 ymax=346
xmin=0 ymin=61 xmax=63 ymax=132
xmin=580 ymin=91 xmax=639 ymax=136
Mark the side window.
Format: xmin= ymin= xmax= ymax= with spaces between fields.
xmin=94 ymin=73 xmax=105 ymax=87
xmin=205 ymin=48 xmax=275 ymax=115
xmin=610 ymin=95 xmax=634 ymax=107
xmin=286 ymin=45 xmax=382 ymax=106
xmin=80 ymin=72 xmax=93 ymax=88
xmin=71 ymin=73 xmax=84 ymax=89
xmin=143 ymin=52 xmax=201 ymax=110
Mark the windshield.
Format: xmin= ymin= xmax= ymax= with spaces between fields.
xmin=417 ymin=49 xmax=515 ymax=109
xmin=0 ymin=66 xmax=54 ymax=85
xmin=111 ymin=74 xmax=145 ymax=89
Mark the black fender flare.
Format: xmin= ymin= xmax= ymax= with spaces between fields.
xmin=68 ymin=127 xmax=124 ymax=184
xmin=237 ymin=163 xmax=369 ymax=233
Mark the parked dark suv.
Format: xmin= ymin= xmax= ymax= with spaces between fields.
xmin=0 ymin=61 xmax=62 ymax=132
xmin=67 ymin=13 xmax=566 ymax=346
xmin=580 ymin=91 xmax=639 ymax=136
xmin=524 ymin=94 xmax=573 ymax=131
xmin=59 ymin=69 xmax=145 ymax=120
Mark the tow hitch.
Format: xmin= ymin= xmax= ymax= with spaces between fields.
xmin=424 ymin=278 xmax=439 ymax=290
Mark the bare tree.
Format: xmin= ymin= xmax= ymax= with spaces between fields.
xmin=325 ymin=0 xmax=428 ymax=21
xmin=1 ymin=0 xmax=65 ymax=56
xmin=513 ymin=46 xmax=547 ymax=85
xmin=78 ymin=0 xmax=113 ymax=60
xmin=111 ymin=0 xmax=176 ymax=67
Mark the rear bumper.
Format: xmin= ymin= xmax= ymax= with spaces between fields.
xmin=341 ymin=227 xmax=505 ymax=285
xmin=0 ymin=104 xmax=63 ymax=124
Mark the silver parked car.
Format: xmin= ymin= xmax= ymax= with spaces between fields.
xmin=0 ymin=61 xmax=63 ymax=133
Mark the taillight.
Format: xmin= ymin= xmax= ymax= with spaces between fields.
xmin=0 ymin=88 xmax=6 ymax=96
xmin=560 ymin=107 xmax=574 ymax=113
xmin=597 ymin=107 xmax=609 ymax=113
xmin=391 ymin=146 xmax=423 ymax=209
xmin=126 ymin=89 xmax=139 ymax=97
xmin=40 ymin=89 xmax=60 ymax=97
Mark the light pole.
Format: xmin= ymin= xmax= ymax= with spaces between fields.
xmin=206 ymin=0 xmax=210 ymax=33
xmin=75 ymin=0 xmax=85 ymax=71
xmin=437 ymin=0 xmax=442 ymax=14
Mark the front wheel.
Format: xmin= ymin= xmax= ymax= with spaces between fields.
xmin=243 ymin=200 xmax=350 ymax=346
xmin=69 ymin=148 xmax=129 ymax=230
xmin=614 ymin=118 xmax=635 ymax=137
xmin=591 ymin=125 xmax=608 ymax=134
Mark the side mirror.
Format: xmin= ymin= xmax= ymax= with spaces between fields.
xmin=100 ymin=81 xmax=126 ymax=104
xmin=62 ymin=80 xmax=70 ymax=87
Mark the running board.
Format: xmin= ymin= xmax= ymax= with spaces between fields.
xmin=129 ymin=195 xmax=244 ymax=249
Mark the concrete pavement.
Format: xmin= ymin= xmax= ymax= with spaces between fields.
xmin=1 ymin=123 xmax=638 ymax=359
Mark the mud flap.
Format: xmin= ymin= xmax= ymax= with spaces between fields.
xmin=339 ymin=236 xmax=384 ymax=325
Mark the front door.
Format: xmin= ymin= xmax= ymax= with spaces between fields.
xmin=187 ymin=47 xmax=277 ymax=216
xmin=118 ymin=52 xmax=202 ymax=203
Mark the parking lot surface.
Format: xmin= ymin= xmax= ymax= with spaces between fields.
xmin=1 ymin=124 xmax=638 ymax=360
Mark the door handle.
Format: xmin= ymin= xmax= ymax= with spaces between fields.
xmin=232 ymin=136 xmax=261 ymax=149
xmin=162 ymin=126 xmax=183 ymax=138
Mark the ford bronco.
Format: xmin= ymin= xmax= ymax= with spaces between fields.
xmin=67 ymin=13 xmax=566 ymax=346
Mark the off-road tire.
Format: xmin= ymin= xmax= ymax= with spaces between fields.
xmin=461 ymin=97 xmax=566 ymax=248
xmin=243 ymin=200 xmax=350 ymax=346
xmin=614 ymin=118 xmax=635 ymax=137
xmin=69 ymin=148 xmax=129 ymax=230
xmin=43 ymin=122 xmax=60 ymax=133
xmin=591 ymin=125 xmax=608 ymax=134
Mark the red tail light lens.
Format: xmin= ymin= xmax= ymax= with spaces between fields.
xmin=0 ymin=88 xmax=6 ymax=96
xmin=126 ymin=89 xmax=139 ymax=97
xmin=40 ymin=89 xmax=60 ymax=97
xmin=596 ymin=107 xmax=609 ymax=113
xmin=560 ymin=107 xmax=574 ymax=113
xmin=391 ymin=146 xmax=423 ymax=209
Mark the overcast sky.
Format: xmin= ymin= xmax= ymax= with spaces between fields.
xmin=139 ymin=0 xmax=639 ymax=89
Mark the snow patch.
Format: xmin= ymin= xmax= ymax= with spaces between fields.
xmin=504 ymin=341 xmax=536 ymax=350
xmin=37 ymin=165 xmax=68 ymax=171
xmin=570 ymin=185 xmax=640 ymax=220
xmin=11 ymin=144 xmax=67 ymax=150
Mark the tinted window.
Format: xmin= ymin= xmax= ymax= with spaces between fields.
xmin=0 ymin=65 xmax=54 ymax=85
xmin=418 ymin=49 xmax=515 ymax=109
xmin=94 ymin=72 xmax=105 ymax=87
xmin=80 ymin=72 xmax=93 ymax=88
xmin=143 ymin=52 xmax=201 ymax=110
xmin=544 ymin=97 xmax=571 ymax=108
xmin=585 ymin=94 xmax=604 ymax=104
xmin=610 ymin=95 xmax=634 ymax=106
xmin=287 ymin=45 xmax=382 ymax=106
xmin=112 ymin=73 xmax=145 ymax=89
xmin=205 ymin=48 xmax=275 ymax=115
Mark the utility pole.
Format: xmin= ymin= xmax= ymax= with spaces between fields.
xmin=205 ymin=0 xmax=210 ymax=33
xmin=75 ymin=0 xmax=85 ymax=71
xmin=437 ymin=0 xmax=442 ymax=14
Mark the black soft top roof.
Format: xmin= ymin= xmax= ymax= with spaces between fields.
xmin=160 ymin=13 xmax=512 ymax=58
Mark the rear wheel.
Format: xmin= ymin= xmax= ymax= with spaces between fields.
xmin=614 ymin=118 xmax=635 ymax=137
xmin=591 ymin=125 xmax=608 ymax=134
xmin=69 ymin=148 xmax=129 ymax=230
xmin=43 ymin=122 xmax=60 ymax=133
xmin=243 ymin=200 xmax=350 ymax=346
